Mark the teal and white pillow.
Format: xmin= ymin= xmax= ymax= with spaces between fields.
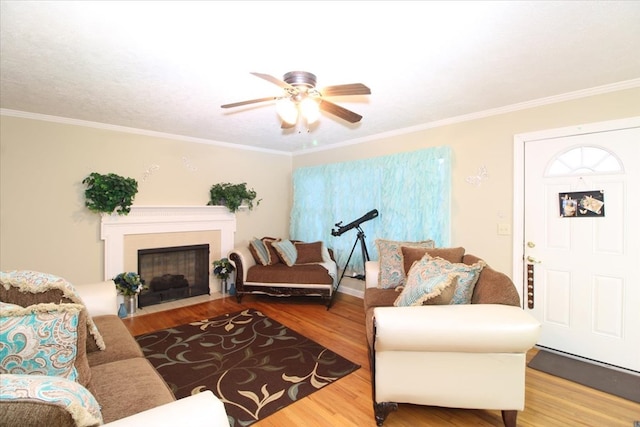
xmin=272 ymin=239 xmax=297 ymax=266
xmin=0 ymin=303 xmax=84 ymax=381
xmin=0 ymin=374 xmax=103 ymax=426
xmin=0 ymin=270 xmax=105 ymax=351
xmin=376 ymin=239 xmax=435 ymax=289
xmin=394 ymin=256 xmax=458 ymax=306
xmin=249 ymin=238 xmax=270 ymax=265
xmin=416 ymin=254 xmax=485 ymax=304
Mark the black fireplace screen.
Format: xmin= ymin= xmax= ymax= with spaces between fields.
xmin=137 ymin=244 xmax=209 ymax=307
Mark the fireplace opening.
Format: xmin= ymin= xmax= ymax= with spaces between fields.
xmin=137 ymin=244 xmax=210 ymax=307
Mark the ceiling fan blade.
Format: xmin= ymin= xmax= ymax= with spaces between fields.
xmin=319 ymin=100 xmax=363 ymax=123
xmin=281 ymin=121 xmax=296 ymax=129
xmin=321 ymin=83 xmax=371 ymax=97
xmin=221 ymin=96 xmax=277 ymax=108
xmin=250 ymin=72 xmax=294 ymax=89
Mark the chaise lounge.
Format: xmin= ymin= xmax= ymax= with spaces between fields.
xmin=228 ymin=237 xmax=338 ymax=308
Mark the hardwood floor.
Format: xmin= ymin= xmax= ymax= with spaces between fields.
xmin=121 ymin=293 xmax=640 ymax=426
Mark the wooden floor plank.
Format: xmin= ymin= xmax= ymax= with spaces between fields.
xmin=121 ymin=293 xmax=640 ymax=426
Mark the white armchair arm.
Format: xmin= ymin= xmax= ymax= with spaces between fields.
xmin=373 ymin=304 xmax=540 ymax=353
xmin=365 ymin=261 xmax=379 ymax=289
xmin=229 ymin=246 xmax=256 ymax=283
xmin=103 ymin=391 xmax=229 ymax=427
xmin=74 ymin=280 xmax=118 ymax=317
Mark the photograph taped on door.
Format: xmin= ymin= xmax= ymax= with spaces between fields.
xmin=559 ymin=190 xmax=605 ymax=217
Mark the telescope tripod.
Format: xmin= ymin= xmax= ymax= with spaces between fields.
xmin=336 ymin=226 xmax=370 ymax=291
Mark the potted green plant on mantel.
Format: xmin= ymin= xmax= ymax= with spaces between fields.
xmin=207 ymin=182 xmax=261 ymax=213
xmin=82 ymin=172 xmax=139 ymax=215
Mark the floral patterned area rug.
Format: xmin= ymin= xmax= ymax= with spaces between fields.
xmin=135 ymin=308 xmax=360 ymax=425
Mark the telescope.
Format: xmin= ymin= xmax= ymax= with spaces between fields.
xmin=331 ymin=209 xmax=379 ymax=237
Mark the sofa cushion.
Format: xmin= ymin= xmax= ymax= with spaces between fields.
xmin=246 ymin=263 xmax=333 ymax=285
xmin=375 ymin=239 xmax=435 ymax=289
xmin=401 ymin=246 xmax=466 ymax=274
xmin=417 ymin=254 xmax=486 ymax=304
xmin=0 ymin=374 xmax=102 ymax=427
xmin=393 ymin=257 xmax=458 ymax=306
xmin=86 ymin=315 xmax=144 ymax=367
xmin=272 ymin=239 xmax=297 ymax=266
xmin=89 ymin=357 xmax=175 ymax=423
xmin=294 ymin=241 xmax=325 ymax=264
xmin=0 ymin=302 xmax=91 ymax=387
xmin=0 ymin=270 xmax=106 ymax=352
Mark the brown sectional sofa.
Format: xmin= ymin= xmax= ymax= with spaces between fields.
xmin=0 ymin=275 xmax=229 ymax=427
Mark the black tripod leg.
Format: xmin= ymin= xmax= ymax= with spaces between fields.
xmin=336 ymin=235 xmax=360 ymax=291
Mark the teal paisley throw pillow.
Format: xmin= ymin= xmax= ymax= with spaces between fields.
xmin=394 ymin=262 xmax=458 ymax=307
xmin=0 ymin=374 xmax=103 ymax=426
xmin=417 ymin=254 xmax=486 ymax=304
xmin=0 ymin=303 xmax=83 ymax=381
xmin=376 ymin=239 xmax=435 ymax=289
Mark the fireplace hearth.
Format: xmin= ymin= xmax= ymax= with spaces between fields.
xmin=137 ymin=244 xmax=210 ymax=307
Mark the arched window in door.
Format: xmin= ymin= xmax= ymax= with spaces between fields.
xmin=546 ymin=145 xmax=623 ymax=176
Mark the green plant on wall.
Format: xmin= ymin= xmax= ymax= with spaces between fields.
xmin=207 ymin=182 xmax=261 ymax=213
xmin=82 ymin=172 xmax=139 ymax=215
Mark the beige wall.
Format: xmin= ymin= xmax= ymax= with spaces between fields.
xmin=0 ymin=117 xmax=292 ymax=284
xmin=2 ymin=87 xmax=638 ymax=286
xmin=293 ymin=87 xmax=640 ymax=276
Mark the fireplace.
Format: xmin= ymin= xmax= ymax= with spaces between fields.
xmin=101 ymin=206 xmax=236 ymax=299
xmin=138 ymin=244 xmax=210 ymax=307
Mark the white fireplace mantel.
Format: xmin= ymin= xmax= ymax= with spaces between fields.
xmin=101 ymin=206 xmax=236 ymax=280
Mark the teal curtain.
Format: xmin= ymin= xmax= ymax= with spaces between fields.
xmin=290 ymin=146 xmax=451 ymax=275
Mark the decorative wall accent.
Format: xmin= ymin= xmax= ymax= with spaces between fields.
xmin=182 ymin=156 xmax=198 ymax=172
xmin=466 ymin=165 xmax=489 ymax=186
xmin=141 ymin=164 xmax=160 ymax=182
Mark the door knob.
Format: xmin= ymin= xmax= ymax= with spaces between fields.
xmin=527 ymin=256 xmax=541 ymax=264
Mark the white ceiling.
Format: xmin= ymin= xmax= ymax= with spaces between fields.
xmin=1 ymin=1 xmax=639 ymax=154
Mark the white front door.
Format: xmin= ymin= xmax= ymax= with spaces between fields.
xmin=516 ymin=118 xmax=640 ymax=373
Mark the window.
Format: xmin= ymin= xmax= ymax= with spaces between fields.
xmin=546 ymin=146 xmax=622 ymax=176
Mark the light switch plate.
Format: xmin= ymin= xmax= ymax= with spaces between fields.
xmin=497 ymin=223 xmax=511 ymax=235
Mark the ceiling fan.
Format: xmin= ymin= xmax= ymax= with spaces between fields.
xmin=221 ymin=71 xmax=371 ymax=129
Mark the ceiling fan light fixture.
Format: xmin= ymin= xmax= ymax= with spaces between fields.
xmin=276 ymin=98 xmax=298 ymax=125
xmin=300 ymin=97 xmax=320 ymax=124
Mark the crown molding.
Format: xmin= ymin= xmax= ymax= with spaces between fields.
xmin=295 ymin=78 xmax=640 ymax=155
xmin=0 ymin=108 xmax=292 ymax=157
xmin=3 ymin=78 xmax=638 ymax=157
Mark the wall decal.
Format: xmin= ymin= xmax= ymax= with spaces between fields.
xmin=559 ymin=190 xmax=605 ymax=217
xmin=465 ymin=165 xmax=489 ymax=186
xmin=182 ymin=156 xmax=198 ymax=172
xmin=142 ymin=164 xmax=160 ymax=182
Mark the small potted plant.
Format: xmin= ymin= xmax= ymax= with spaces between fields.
xmin=113 ymin=272 xmax=147 ymax=314
xmin=83 ymin=172 xmax=138 ymax=215
xmin=212 ymin=257 xmax=235 ymax=294
xmin=207 ymin=182 xmax=261 ymax=213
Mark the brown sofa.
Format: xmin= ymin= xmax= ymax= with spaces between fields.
xmin=0 ymin=275 xmax=229 ymax=427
